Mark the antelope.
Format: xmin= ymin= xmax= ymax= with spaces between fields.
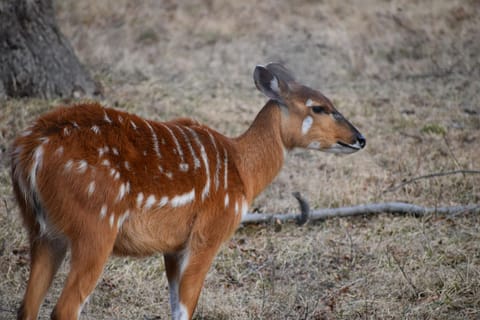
xmin=11 ymin=63 xmax=365 ymax=320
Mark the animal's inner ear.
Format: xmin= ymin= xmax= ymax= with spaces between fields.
xmin=253 ymin=65 xmax=286 ymax=103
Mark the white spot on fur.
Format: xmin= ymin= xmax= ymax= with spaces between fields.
xmin=170 ymin=189 xmax=195 ymax=207
xmin=124 ymin=161 xmax=131 ymax=170
xmin=116 ymin=183 xmax=126 ymax=202
xmin=77 ymin=160 xmax=88 ymax=174
xmin=63 ymin=127 xmax=70 ymax=136
xmin=117 ymin=210 xmax=129 ymax=229
xmin=136 ymin=192 xmax=144 ymax=208
xmin=109 ymin=214 xmax=115 ymax=228
xmin=55 ymin=146 xmax=64 ymax=156
xmin=165 ymin=171 xmax=173 ymax=179
xmin=158 ymin=196 xmax=169 ymax=208
xmin=114 ymin=171 xmax=120 ymax=180
xmin=87 ymin=181 xmax=95 ymax=197
xmin=301 ymin=116 xmax=313 ymax=135
xmin=118 ymin=115 xmax=124 ymax=123
xmin=130 ymin=120 xmax=137 ymax=130
xmin=162 ymin=124 xmax=188 ymax=171
xmin=104 ymin=111 xmax=112 ymax=123
xmin=100 ymin=205 xmax=107 ymax=219
xmin=112 ymin=147 xmax=119 ymax=155
xmin=224 ymin=194 xmax=229 ymax=208
xmin=64 ymin=159 xmax=73 ymax=172
xmin=305 ymin=98 xmax=315 ymax=107
xmin=21 ymin=130 xmax=32 ymax=137
xmin=101 ymin=159 xmax=110 ymax=166
xmin=91 ymin=125 xmax=100 ymax=134
xmin=109 ymin=168 xmax=116 ymax=177
xmin=235 ymin=201 xmax=239 ymax=215
xmin=145 ymin=195 xmax=156 ymax=209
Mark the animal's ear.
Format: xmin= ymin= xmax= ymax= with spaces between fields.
xmin=253 ymin=65 xmax=289 ymax=103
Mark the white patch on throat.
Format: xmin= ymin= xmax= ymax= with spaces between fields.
xmin=307 ymin=141 xmax=321 ymax=150
xmin=301 ymin=116 xmax=313 ymax=135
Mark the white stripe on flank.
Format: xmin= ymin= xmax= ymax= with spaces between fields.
xmin=130 ymin=120 xmax=137 ymax=130
xmin=145 ymin=195 xmax=156 ymax=209
xmin=186 ymin=128 xmax=210 ymax=201
xmin=207 ymin=131 xmax=221 ymax=191
xmin=162 ymin=124 xmax=188 ymax=172
xmin=145 ymin=120 xmax=161 ymax=158
xmin=100 ymin=205 xmax=107 ymax=219
xmin=170 ymin=189 xmax=195 ymax=207
xmin=223 ymin=148 xmax=228 ymax=189
xmin=176 ymin=125 xmax=201 ymax=170
xmin=87 ymin=181 xmax=95 ymax=197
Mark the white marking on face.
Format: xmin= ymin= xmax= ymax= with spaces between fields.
xmin=109 ymin=214 xmax=115 ymax=228
xmin=112 ymin=147 xmax=119 ymax=156
xmin=104 ymin=111 xmax=112 ymax=123
xmin=176 ymin=125 xmax=201 ymax=170
xmin=307 ymin=141 xmax=321 ymax=150
xmin=207 ymin=131 xmax=221 ymax=191
xmin=87 ymin=181 xmax=95 ymax=197
xmin=77 ymin=160 xmax=88 ymax=174
xmin=130 ymin=120 xmax=137 ymax=130
xmin=305 ymin=98 xmax=315 ymax=107
xmin=186 ymin=127 xmax=211 ymax=200
xmin=117 ymin=210 xmax=129 ymax=229
xmin=136 ymin=192 xmax=144 ymax=208
xmin=101 ymin=159 xmax=110 ymax=166
xmin=55 ymin=146 xmax=64 ymax=156
xmin=100 ymin=205 xmax=107 ymax=219
xmin=158 ymin=196 xmax=169 ymax=208
xmin=91 ymin=125 xmax=100 ymax=134
xmin=224 ymin=193 xmax=229 ymax=208
xmin=64 ymin=159 xmax=73 ymax=172
xmin=170 ymin=189 xmax=195 ymax=207
xmin=145 ymin=195 xmax=156 ymax=209
xmin=270 ymin=77 xmax=280 ymax=94
xmin=301 ymin=116 xmax=313 ymax=135
xmin=145 ymin=120 xmax=162 ymax=158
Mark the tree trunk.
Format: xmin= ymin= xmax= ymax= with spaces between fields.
xmin=0 ymin=0 xmax=99 ymax=99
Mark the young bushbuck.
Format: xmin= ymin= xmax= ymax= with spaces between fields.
xmin=11 ymin=63 xmax=365 ymax=320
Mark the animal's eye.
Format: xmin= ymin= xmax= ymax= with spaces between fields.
xmin=311 ymin=106 xmax=327 ymax=114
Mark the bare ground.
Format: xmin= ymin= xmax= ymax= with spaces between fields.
xmin=1 ymin=0 xmax=479 ymax=319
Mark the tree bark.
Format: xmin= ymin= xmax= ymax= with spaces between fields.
xmin=0 ymin=0 xmax=99 ymax=99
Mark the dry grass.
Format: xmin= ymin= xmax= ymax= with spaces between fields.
xmin=1 ymin=0 xmax=479 ymax=319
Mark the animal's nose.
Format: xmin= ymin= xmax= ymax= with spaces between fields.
xmin=357 ymin=134 xmax=366 ymax=148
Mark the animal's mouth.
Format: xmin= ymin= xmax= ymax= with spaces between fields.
xmin=337 ymin=141 xmax=362 ymax=151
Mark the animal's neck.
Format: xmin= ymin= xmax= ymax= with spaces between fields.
xmin=233 ymin=101 xmax=286 ymax=201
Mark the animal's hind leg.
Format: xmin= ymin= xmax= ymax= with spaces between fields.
xmin=51 ymin=228 xmax=117 ymax=320
xmin=17 ymin=236 xmax=67 ymax=320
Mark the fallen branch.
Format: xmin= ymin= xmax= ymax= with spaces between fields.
xmin=242 ymin=194 xmax=480 ymax=224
